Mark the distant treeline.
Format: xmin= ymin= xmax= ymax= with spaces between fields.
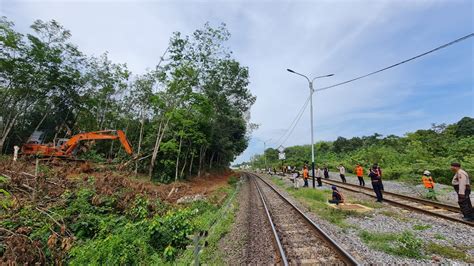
xmin=248 ymin=117 xmax=473 ymax=184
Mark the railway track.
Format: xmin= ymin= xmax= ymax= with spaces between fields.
xmin=246 ymin=172 xmax=359 ymax=265
xmin=320 ymin=177 xmax=474 ymax=227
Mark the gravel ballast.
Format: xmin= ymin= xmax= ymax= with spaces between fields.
xmin=219 ymin=174 xmax=276 ymax=264
xmin=260 ymin=172 xmax=474 ymax=264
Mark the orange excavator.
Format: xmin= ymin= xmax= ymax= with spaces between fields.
xmin=21 ymin=130 xmax=133 ymax=158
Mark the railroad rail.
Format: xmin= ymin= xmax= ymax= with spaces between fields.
xmin=246 ymin=172 xmax=359 ymax=265
xmin=320 ymin=177 xmax=474 ymax=227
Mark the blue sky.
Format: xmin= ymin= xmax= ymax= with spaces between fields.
xmin=2 ymin=0 xmax=473 ymax=163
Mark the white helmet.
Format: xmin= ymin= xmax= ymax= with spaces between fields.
xmin=423 ymin=170 xmax=431 ymax=176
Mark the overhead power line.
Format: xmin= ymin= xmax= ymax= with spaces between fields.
xmin=270 ymin=33 xmax=473 ymax=151
xmin=315 ymin=33 xmax=474 ymax=92
xmin=275 ymin=95 xmax=310 ymax=148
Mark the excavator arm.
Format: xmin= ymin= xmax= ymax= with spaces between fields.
xmin=60 ymin=130 xmax=133 ymax=156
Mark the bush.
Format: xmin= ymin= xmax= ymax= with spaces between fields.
xmin=126 ymin=196 xmax=150 ymax=221
xmin=227 ymin=175 xmax=239 ymax=186
xmin=149 ymin=209 xmax=194 ymax=260
xmin=359 ymin=230 xmax=423 ymax=258
xmin=68 ymin=221 xmax=153 ymax=265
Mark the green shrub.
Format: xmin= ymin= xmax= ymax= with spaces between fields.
xmin=227 ymin=175 xmax=239 ymax=186
xmin=126 ymin=196 xmax=149 ymax=220
xmin=359 ymin=230 xmax=423 ymax=258
xmin=413 ymin=224 xmax=432 ymax=231
xmin=425 ymin=242 xmax=473 ymax=262
xmin=68 ymin=221 xmax=153 ymax=265
xmin=149 ymin=208 xmax=194 ymax=259
xmin=394 ymin=231 xmax=423 ymax=258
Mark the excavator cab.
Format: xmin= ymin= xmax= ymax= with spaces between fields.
xmin=55 ymin=138 xmax=69 ymax=148
xmin=26 ymin=131 xmax=46 ymax=145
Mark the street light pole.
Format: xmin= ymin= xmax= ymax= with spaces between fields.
xmin=287 ymin=69 xmax=334 ymax=188
xmin=259 ymin=138 xmax=272 ymax=171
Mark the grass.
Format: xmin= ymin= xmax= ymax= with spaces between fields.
xmin=360 ymin=230 xmax=474 ymax=262
xmin=359 ymin=230 xmax=424 ymax=258
xmin=412 ymin=224 xmax=432 ymax=231
xmin=269 ymin=176 xmax=364 ymax=228
xmin=177 ymin=181 xmax=240 ymax=264
xmin=425 ymin=242 xmax=474 ymax=263
xmin=433 ymin=233 xmax=446 ymax=240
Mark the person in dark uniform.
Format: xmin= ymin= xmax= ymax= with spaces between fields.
xmin=451 ymin=162 xmax=473 ymax=221
xmin=328 ymin=186 xmax=345 ymax=205
xmin=323 ymin=166 xmax=329 ymax=179
xmin=369 ymin=167 xmax=383 ymax=202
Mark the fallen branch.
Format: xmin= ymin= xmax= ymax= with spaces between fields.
xmin=35 ymin=207 xmax=62 ymax=228
xmin=0 ymin=173 xmax=12 ymax=180
xmin=35 ymin=207 xmax=72 ymax=237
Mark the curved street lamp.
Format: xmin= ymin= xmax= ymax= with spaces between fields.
xmin=287 ymin=69 xmax=334 ymax=188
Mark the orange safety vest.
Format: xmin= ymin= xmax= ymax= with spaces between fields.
xmin=422 ymin=175 xmax=434 ymax=189
xmin=355 ymin=166 xmax=364 ymax=177
xmin=303 ymin=169 xmax=309 ymax=179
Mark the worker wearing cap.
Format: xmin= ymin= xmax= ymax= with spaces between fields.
xmin=328 ymin=186 xmax=345 ymax=205
xmin=315 ymin=166 xmax=323 ymax=187
xmin=451 ymin=162 xmax=473 ymax=221
xmin=421 ymin=170 xmax=437 ymax=200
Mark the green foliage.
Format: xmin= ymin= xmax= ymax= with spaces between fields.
xmin=69 ymin=221 xmax=153 ymax=265
xmin=149 ymin=208 xmax=194 ymax=258
xmin=0 ymin=188 xmax=12 ymax=210
xmin=425 ymin=242 xmax=474 ymax=262
xmin=227 ymin=175 xmax=239 ymax=186
xmin=126 ymin=196 xmax=149 ymax=221
xmin=78 ymin=150 xmax=106 ymax=162
xmin=359 ymin=230 xmax=423 ymax=258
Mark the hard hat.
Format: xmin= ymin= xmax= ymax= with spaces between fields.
xmin=423 ymin=170 xmax=431 ymax=176
xmin=331 ymin=185 xmax=337 ymax=190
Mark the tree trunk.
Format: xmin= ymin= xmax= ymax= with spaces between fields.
xmin=180 ymin=152 xmax=188 ymax=179
xmin=0 ymin=112 xmax=19 ymax=154
xmin=180 ymin=144 xmax=191 ymax=179
xmin=135 ymin=109 xmax=145 ymax=174
xmin=148 ymin=115 xmax=171 ymax=179
xmin=33 ymin=111 xmax=49 ymax=132
xmin=189 ymin=151 xmax=194 ymax=177
xmin=209 ymin=151 xmax=215 ymax=170
xmin=198 ymin=145 xmax=206 ymax=177
xmin=174 ymin=135 xmax=183 ymax=182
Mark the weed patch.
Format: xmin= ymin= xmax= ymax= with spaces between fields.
xmin=413 ymin=224 xmax=432 ymax=231
xmin=425 ymin=242 xmax=474 ymax=263
xmin=359 ymin=230 xmax=423 ymax=258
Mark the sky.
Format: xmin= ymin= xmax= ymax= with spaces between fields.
xmin=2 ymin=0 xmax=473 ymax=164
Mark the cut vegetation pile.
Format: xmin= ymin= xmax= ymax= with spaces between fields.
xmin=0 ymin=157 xmax=240 ymax=264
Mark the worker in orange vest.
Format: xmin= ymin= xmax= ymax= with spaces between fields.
xmin=303 ymin=166 xmax=309 ymax=187
xmin=355 ymin=164 xmax=365 ymax=186
xmin=422 ymin=170 xmax=437 ymax=200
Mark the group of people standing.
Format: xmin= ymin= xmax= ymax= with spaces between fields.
xmin=289 ymin=162 xmax=473 ymax=222
xmin=335 ymin=163 xmax=384 ymax=201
